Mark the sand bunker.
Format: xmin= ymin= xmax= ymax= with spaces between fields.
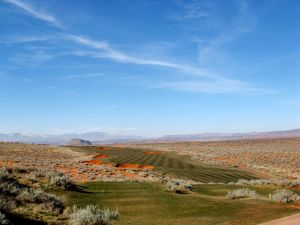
xmin=145 ymin=151 xmax=163 ymax=155
xmin=116 ymin=164 xmax=155 ymax=169
xmin=94 ymin=154 xmax=110 ymax=159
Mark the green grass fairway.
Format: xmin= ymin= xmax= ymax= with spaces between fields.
xmin=58 ymin=182 xmax=299 ymax=225
xmin=70 ymin=146 xmax=257 ymax=183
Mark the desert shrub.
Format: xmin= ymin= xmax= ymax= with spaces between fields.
xmin=269 ymin=189 xmax=300 ymax=203
xmin=0 ymin=169 xmax=24 ymax=196
xmin=227 ymin=188 xmax=258 ymax=199
xmin=0 ymin=195 xmax=16 ymax=212
xmin=165 ymin=179 xmax=192 ymax=194
xmin=0 ymin=182 xmax=23 ymax=196
xmin=0 ymin=212 xmax=10 ymax=225
xmin=26 ymin=170 xmax=46 ymax=182
xmin=235 ymin=179 xmax=300 ymax=188
xmin=63 ymin=206 xmax=73 ymax=218
xmin=46 ymin=171 xmax=64 ymax=179
xmin=0 ymin=168 xmax=14 ymax=183
xmin=12 ymin=168 xmax=27 ymax=174
xmin=69 ymin=205 xmax=119 ymax=225
xmin=50 ymin=175 xmax=75 ymax=190
xmin=17 ymin=189 xmax=64 ymax=211
xmin=45 ymin=171 xmax=75 ymax=190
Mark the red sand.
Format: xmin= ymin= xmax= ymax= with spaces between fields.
xmin=94 ymin=154 xmax=110 ymax=159
xmin=120 ymin=171 xmax=139 ymax=178
xmin=116 ymin=164 xmax=155 ymax=169
xmin=84 ymin=159 xmax=103 ymax=165
xmin=0 ymin=160 xmax=17 ymax=167
xmin=145 ymin=151 xmax=163 ymax=155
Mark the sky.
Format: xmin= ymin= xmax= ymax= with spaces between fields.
xmin=0 ymin=0 xmax=299 ymax=137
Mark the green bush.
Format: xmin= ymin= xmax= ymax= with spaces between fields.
xmin=69 ymin=205 xmax=119 ymax=225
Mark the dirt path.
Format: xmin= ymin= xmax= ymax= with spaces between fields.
xmin=259 ymin=213 xmax=300 ymax=225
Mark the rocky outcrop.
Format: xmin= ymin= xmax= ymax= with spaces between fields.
xmin=69 ymin=139 xmax=92 ymax=146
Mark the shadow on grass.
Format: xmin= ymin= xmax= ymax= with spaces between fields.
xmin=72 ymin=184 xmax=92 ymax=194
xmin=7 ymin=213 xmax=47 ymax=225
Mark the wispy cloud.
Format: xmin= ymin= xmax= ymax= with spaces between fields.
xmin=2 ymin=0 xmax=271 ymax=95
xmin=63 ymin=73 xmax=104 ymax=81
xmin=153 ymin=79 xmax=272 ymax=95
xmin=64 ymin=35 xmax=225 ymax=80
xmin=10 ymin=49 xmax=54 ymax=67
xmin=280 ymin=99 xmax=300 ymax=107
xmin=3 ymin=0 xmax=61 ymax=27
xmin=197 ymin=0 xmax=255 ymax=64
xmin=169 ymin=0 xmax=211 ymax=21
xmin=0 ymin=35 xmax=50 ymax=44
xmin=64 ymin=34 xmax=185 ymax=69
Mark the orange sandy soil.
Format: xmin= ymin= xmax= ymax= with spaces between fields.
xmin=116 ymin=164 xmax=155 ymax=169
xmin=0 ymin=159 xmax=18 ymax=167
xmin=145 ymin=151 xmax=164 ymax=155
xmin=83 ymin=159 xmax=103 ymax=165
xmin=55 ymin=166 xmax=90 ymax=182
xmin=94 ymin=154 xmax=110 ymax=159
xmin=83 ymin=159 xmax=115 ymax=167
xmin=120 ymin=170 xmax=139 ymax=178
xmin=83 ymin=156 xmax=155 ymax=170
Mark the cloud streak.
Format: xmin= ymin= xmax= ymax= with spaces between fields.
xmin=64 ymin=34 xmax=227 ymax=80
xmin=156 ymin=80 xmax=272 ymax=95
xmin=63 ymin=73 xmax=104 ymax=81
xmin=3 ymin=0 xmax=61 ymax=27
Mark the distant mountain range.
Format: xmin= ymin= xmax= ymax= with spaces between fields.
xmin=0 ymin=132 xmax=143 ymax=145
xmin=156 ymin=129 xmax=300 ymax=142
xmin=0 ymin=129 xmax=299 ymax=145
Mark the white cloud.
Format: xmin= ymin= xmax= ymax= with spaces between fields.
xmin=3 ymin=0 xmax=61 ymax=27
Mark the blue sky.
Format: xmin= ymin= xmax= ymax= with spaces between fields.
xmin=0 ymin=0 xmax=299 ymax=137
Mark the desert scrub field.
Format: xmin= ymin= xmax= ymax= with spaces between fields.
xmin=70 ymin=146 xmax=257 ymax=183
xmin=124 ymin=138 xmax=300 ymax=179
xmin=0 ymin=167 xmax=66 ymax=224
xmin=0 ymin=142 xmax=299 ymax=224
xmin=0 ymin=142 xmax=163 ymax=183
xmin=0 ymin=167 xmax=119 ymax=225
